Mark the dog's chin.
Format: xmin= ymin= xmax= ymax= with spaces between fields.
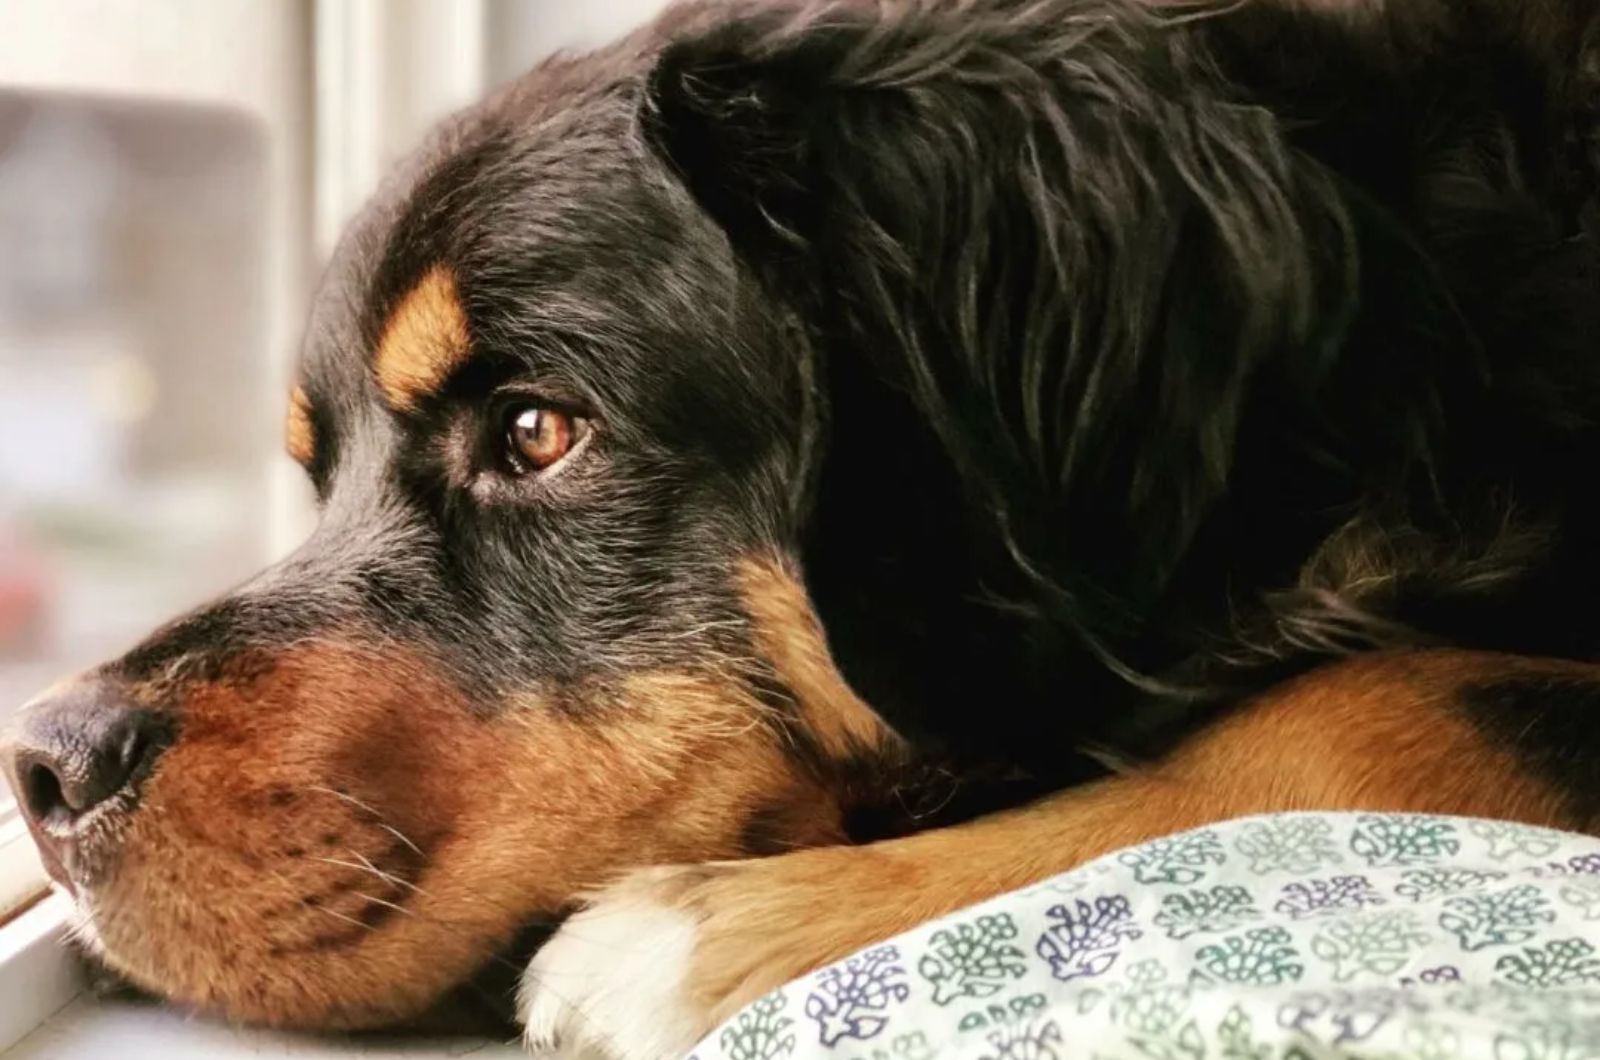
xmin=64 ymin=898 xmax=559 ymax=1041
xmin=376 ymin=920 xmax=561 ymax=1038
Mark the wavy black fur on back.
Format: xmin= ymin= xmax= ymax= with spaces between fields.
xmin=638 ymin=0 xmax=1600 ymax=777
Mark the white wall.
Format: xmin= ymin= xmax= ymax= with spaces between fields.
xmin=0 ymin=0 xmax=676 ymax=555
xmin=486 ymin=0 xmax=677 ymax=82
xmin=0 ymin=0 xmax=317 ymax=554
xmin=0 ymin=1 xmax=310 ymax=114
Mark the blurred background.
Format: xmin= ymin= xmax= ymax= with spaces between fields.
xmin=0 ymin=0 xmax=672 ymax=853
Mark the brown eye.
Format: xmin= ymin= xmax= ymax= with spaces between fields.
xmin=505 ymin=405 xmax=584 ymax=473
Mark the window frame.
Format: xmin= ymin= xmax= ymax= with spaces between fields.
xmin=0 ymin=0 xmax=489 ymax=1049
xmin=0 ymin=809 xmax=47 ymax=925
xmin=0 ymin=893 xmax=82 ymax=1053
xmin=0 ymin=1 xmax=675 ymax=1050
xmin=0 ymin=0 xmax=319 ymax=1048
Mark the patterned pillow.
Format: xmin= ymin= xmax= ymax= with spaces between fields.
xmin=696 ymin=814 xmax=1600 ymax=1060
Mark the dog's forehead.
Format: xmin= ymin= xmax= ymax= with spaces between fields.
xmin=298 ymin=44 xmax=703 ymax=413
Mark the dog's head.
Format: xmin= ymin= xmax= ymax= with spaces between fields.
xmin=5 ymin=0 xmax=1596 ymax=1032
xmin=2 ymin=8 xmax=907 ymax=1028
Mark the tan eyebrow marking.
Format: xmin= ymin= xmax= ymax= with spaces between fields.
xmin=286 ymin=385 xmax=316 ymax=467
xmin=372 ymin=264 xmax=472 ymax=412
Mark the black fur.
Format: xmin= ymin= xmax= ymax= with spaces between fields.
xmin=95 ymin=0 xmax=1600 ymax=843
xmin=1460 ymin=675 xmax=1600 ymax=822
xmin=22 ymin=0 xmax=1600 ymax=1026
xmin=639 ymin=0 xmax=1600 ymax=777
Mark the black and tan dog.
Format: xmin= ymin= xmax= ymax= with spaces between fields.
xmin=6 ymin=0 xmax=1600 ymax=1056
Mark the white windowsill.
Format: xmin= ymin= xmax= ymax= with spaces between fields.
xmin=0 ymin=893 xmax=83 ymax=1053
xmin=6 ymin=1001 xmax=524 ymax=1059
xmin=0 ymin=812 xmax=50 ymax=924
xmin=0 ymin=894 xmax=521 ymax=1059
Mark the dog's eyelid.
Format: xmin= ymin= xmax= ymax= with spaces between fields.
xmin=488 ymin=377 xmax=597 ymax=418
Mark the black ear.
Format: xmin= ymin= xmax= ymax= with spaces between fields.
xmin=640 ymin=3 xmax=1374 ymax=600
xmin=641 ymin=7 xmax=854 ymax=268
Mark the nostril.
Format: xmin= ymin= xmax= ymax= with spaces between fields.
xmin=114 ymin=719 xmax=167 ymax=794
xmin=115 ymin=727 xmax=145 ymax=786
xmin=21 ymin=758 xmax=69 ymax=823
xmin=7 ymin=685 xmax=175 ymax=830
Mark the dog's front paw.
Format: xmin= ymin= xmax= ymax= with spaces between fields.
xmin=520 ymin=847 xmax=912 ymax=1060
xmin=519 ymin=866 xmax=723 ymax=1060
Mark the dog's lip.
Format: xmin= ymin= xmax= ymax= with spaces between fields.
xmin=67 ymin=901 xmax=570 ymax=1037
xmin=19 ymin=779 xmax=141 ymax=893
xmin=21 ymin=818 xmax=74 ymax=892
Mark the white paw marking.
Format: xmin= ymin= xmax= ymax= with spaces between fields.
xmin=521 ymin=874 xmax=707 ymax=1060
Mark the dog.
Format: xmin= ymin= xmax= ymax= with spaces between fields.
xmin=5 ymin=0 xmax=1600 ymax=1056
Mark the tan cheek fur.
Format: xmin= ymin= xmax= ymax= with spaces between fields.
xmin=737 ymin=555 xmax=901 ymax=761
xmin=96 ymin=644 xmax=843 ymax=1030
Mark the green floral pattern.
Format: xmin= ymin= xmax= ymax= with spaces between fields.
xmin=695 ymin=815 xmax=1600 ymax=1059
xmin=919 ymin=915 xmax=1029 ymax=1004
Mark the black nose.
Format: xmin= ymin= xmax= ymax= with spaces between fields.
xmin=4 ymin=681 xmax=174 ymax=829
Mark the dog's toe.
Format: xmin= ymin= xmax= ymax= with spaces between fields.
xmin=519 ymin=868 xmax=711 ymax=1060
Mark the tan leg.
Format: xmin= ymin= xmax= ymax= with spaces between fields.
xmin=520 ymin=649 xmax=1590 ymax=1059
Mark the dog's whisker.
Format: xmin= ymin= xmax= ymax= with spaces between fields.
xmin=263 ymin=867 xmax=375 ymax=934
xmin=352 ymin=891 xmax=414 ymax=918
xmin=306 ymin=784 xmax=403 ymax=827
xmin=349 ymin=849 xmax=426 ymax=891
xmin=376 ymin=823 xmax=425 ymax=857
xmin=309 ymin=854 xmax=393 ymax=879
xmin=314 ymin=904 xmax=375 ymax=932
